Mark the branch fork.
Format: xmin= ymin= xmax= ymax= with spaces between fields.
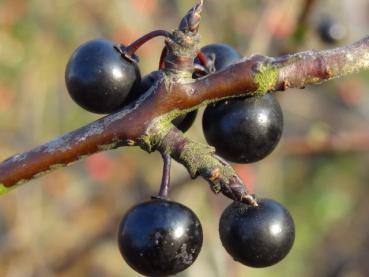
xmin=143 ymin=118 xmax=256 ymax=205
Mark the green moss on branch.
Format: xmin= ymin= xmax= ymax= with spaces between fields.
xmin=253 ymin=63 xmax=279 ymax=96
xmin=142 ymin=117 xmax=251 ymax=201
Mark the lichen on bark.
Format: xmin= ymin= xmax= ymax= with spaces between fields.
xmin=253 ymin=64 xmax=279 ymax=96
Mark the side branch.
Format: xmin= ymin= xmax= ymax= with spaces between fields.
xmin=148 ymin=122 xmax=257 ymax=205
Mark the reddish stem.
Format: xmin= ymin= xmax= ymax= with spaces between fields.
xmin=159 ymin=47 xmax=168 ymax=70
xmin=158 ymin=154 xmax=171 ymax=198
xmin=196 ymin=51 xmax=210 ymax=68
xmin=157 ymin=48 xmax=171 ymax=198
xmin=195 ymin=51 xmax=215 ymax=75
xmin=124 ymin=30 xmax=171 ymax=56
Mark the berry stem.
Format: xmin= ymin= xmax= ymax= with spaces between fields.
xmin=158 ymin=153 xmax=172 ymax=198
xmin=118 ymin=30 xmax=171 ymax=60
xmin=159 ymin=47 xmax=168 ymax=70
xmin=196 ymin=51 xmax=214 ymax=72
xmin=156 ymin=48 xmax=171 ymax=199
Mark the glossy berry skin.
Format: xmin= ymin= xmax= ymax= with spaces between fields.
xmin=197 ymin=43 xmax=242 ymax=71
xmin=202 ymin=93 xmax=283 ymax=163
xmin=171 ymin=110 xmax=198 ymax=133
xmin=200 ymin=44 xmax=281 ymax=164
xmin=65 ymin=39 xmax=140 ymax=114
xmin=219 ymin=199 xmax=295 ymax=268
xmin=133 ymin=74 xmax=197 ymax=132
xmin=118 ymin=199 xmax=203 ymax=276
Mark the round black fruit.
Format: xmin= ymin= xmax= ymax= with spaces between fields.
xmin=133 ymin=73 xmax=197 ymax=132
xmin=318 ymin=17 xmax=346 ymax=44
xmin=196 ymin=43 xmax=241 ymax=71
xmin=172 ymin=110 xmax=198 ymax=133
xmin=219 ymin=198 xmax=295 ymax=268
xmin=65 ymin=39 xmax=141 ymax=114
xmin=118 ymin=199 xmax=203 ymax=276
xmin=202 ymin=93 xmax=283 ymax=163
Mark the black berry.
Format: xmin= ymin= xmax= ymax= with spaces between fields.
xmin=172 ymin=109 xmax=198 ymax=133
xmin=65 ymin=39 xmax=141 ymax=114
xmin=199 ymin=44 xmax=283 ymax=164
xmin=219 ymin=198 xmax=295 ymax=268
xmin=202 ymin=93 xmax=283 ymax=163
xmin=318 ymin=17 xmax=346 ymax=44
xmin=118 ymin=199 xmax=203 ymax=276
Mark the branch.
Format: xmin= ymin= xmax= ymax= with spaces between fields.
xmin=149 ymin=122 xmax=257 ymax=205
xmin=1 ymin=6 xmax=369 ymax=200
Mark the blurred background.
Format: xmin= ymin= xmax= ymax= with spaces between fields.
xmin=1 ymin=0 xmax=369 ymax=276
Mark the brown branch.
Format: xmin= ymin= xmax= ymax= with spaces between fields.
xmin=151 ymin=123 xmax=257 ymax=205
xmin=274 ymin=38 xmax=369 ymax=89
xmin=1 ymin=4 xmax=369 ymax=200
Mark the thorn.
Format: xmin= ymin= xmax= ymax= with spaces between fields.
xmin=178 ymin=0 xmax=204 ymax=33
xmin=196 ymin=0 xmax=204 ymax=13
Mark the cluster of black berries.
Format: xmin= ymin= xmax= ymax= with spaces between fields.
xmin=65 ymin=38 xmax=295 ymax=276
